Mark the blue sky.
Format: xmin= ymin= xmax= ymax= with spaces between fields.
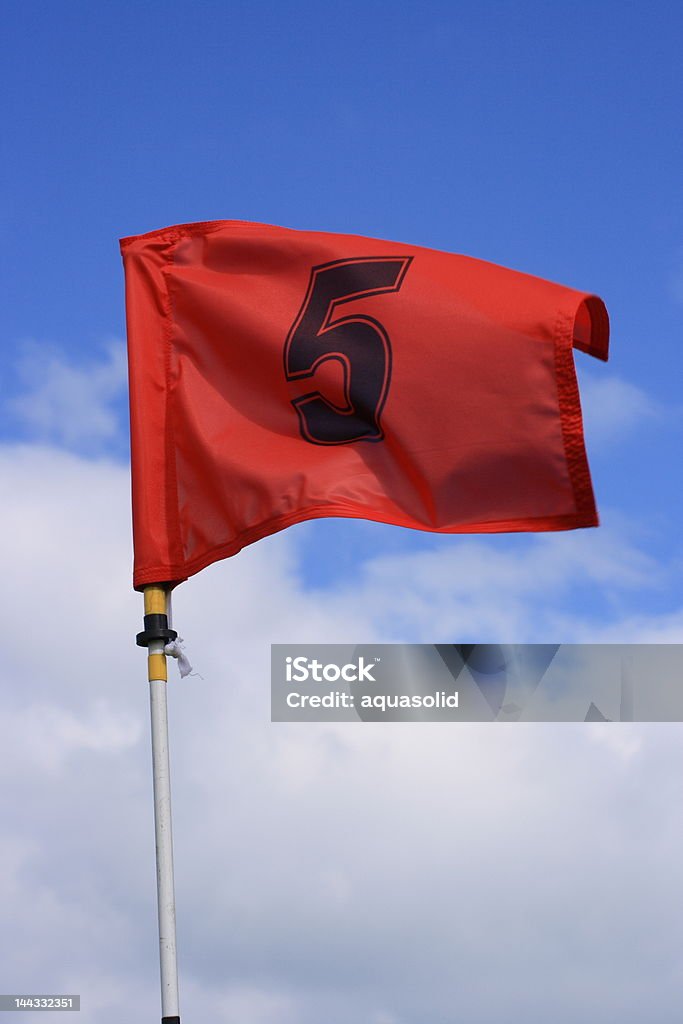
xmin=1 ymin=4 xmax=683 ymax=1023
xmin=2 ymin=0 xmax=682 ymax=610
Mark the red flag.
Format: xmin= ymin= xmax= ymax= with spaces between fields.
xmin=120 ymin=220 xmax=609 ymax=589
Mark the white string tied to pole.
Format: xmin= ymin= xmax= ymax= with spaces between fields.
xmin=164 ymin=590 xmax=201 ymax=679
xmin=163 ymin=637 xmax=196 ymax=679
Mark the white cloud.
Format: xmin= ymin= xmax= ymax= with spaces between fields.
xmin=587 ymin=723 xmax=643 ymax=760
xmin=575 ymin=607 xmax=683 ymax=643
xmin=0 ymin=438 xmax=682 ymax=1023
xmin=312 ymin=527 xmax=665 ymax=643
xmin=7 ymin=340 xmax=127 ymax=449
xmin=577 ymin=371 xmax=662 ymax=447
xmin=0 ymin=700 xmax=141 ymax=774
xmin=0 ymin=332 xmax=681 ymax=1024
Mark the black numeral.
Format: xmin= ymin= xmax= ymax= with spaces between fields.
xmin=284 ymin=256 xmax=412 ymax=444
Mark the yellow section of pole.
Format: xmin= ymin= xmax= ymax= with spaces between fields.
xmin=144 ymin=585 xmax=168 ymax=616
xmin=148 ymin=653 xmax=167 ymax=681
xmin=144 ymin=585 xmax=168 ymax=681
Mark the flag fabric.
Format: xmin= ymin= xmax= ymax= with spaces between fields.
xmin=120 ymin=220 xmax=609 ymax=589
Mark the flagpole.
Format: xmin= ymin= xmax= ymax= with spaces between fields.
xmin=138 ymin=585 xmax=181 ymax=1024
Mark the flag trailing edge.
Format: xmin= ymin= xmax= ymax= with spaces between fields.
xmin=121 ymin=220 xmax=609 ymax=590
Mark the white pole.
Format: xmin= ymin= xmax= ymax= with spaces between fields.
xmin=142 ymin=586 xmax=181 ymax=1024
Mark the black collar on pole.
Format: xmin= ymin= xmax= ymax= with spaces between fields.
xmin=136 ymin=613 xmax=177 ymax=648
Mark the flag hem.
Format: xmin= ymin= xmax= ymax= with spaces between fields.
xmin=553 ymin=293 xmax=609 ymax=530
xmin=132 ymin=505 xmax=598 ymax=589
